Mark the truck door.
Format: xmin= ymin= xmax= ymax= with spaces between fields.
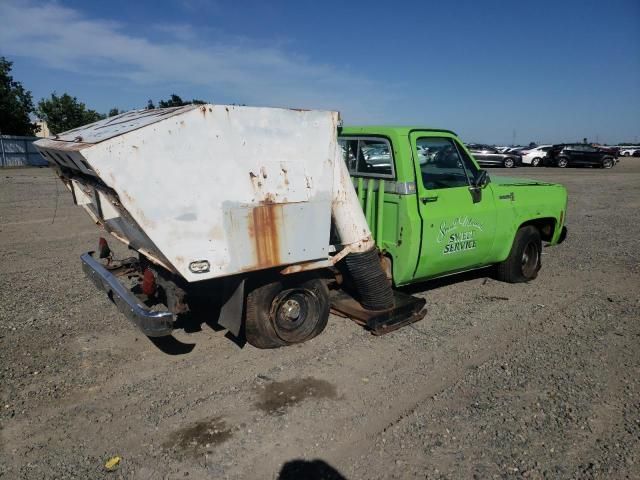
xmin=410 ymin=133 xmax=497 ymax=281
xmin=568 ymin=145 xmax=586 ymax=165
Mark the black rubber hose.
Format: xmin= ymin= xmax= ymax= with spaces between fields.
xmin=344 ymin=248 xmax=395 ymax=311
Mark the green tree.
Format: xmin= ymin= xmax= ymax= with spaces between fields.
xmin=36 ymin=93 xmax=105 ymax=134
xmin=0 ymin=57 xmax=39 ymax=136
xmin=157 ymin=94 xmax=207 ymax=108
xmin=108 ymin=108 xmax=121 ymax=117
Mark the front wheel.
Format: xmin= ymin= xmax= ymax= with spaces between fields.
xmin=557 ymin=157 xmax=569 ymax=168
xmin=245 ymin=273 xmax=329 ymax=349
xmin=531 ymin=157 xmax=541 ymax=167
xmin=504 ymin=158 xmax=515 ymax=168
xmin=601 ymin=157 xmax=614 ymax=169
xmin=495 ymin=226 xmax=542 ymax=283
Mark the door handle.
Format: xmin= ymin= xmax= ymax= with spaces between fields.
xmin=421 ymin=195 xmax=438 ymax=204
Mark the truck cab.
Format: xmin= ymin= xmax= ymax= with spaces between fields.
xmin=339 ymin=126 xmax=568 ymax=286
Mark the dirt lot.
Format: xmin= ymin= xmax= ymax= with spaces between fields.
xmin=1 ymin=160 xmax=639 ymax=479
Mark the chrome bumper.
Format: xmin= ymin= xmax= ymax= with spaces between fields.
xmin=81 ymin=252 xmax=174 ymax=337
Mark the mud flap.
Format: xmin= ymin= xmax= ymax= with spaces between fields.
xmin=329 ymin=289 xmax=426 ymax=335
xmin=218 ymin=278 xmax=245 ymax=338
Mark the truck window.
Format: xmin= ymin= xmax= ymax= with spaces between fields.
xmin=338 ymin=137 xmax=395 ymax=178
xmin=416 ymin=137 xmax=473 ymax=190
xmin=454 ymin=141 xmax=480 ymax=184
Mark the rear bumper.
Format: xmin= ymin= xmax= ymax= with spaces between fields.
xmin=81 ymin=252 xmax=174 ymax=337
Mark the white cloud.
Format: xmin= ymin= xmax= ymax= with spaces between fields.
xmin=0 ymin=0 xmax=394 ymax=120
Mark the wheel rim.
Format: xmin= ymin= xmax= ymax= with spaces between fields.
xmin=532 ymin=158 xmax=540 ymax=166
xmin=521 ymin=241 xmax=539 ymax=278
xmin=505 ymin=158 xmax=514 ymax=168
xmin=558 ymin=159 xmax=568 ymax=167
xmin=270 ymin=288 xmax=320 ymax=343
xmin=603 ymin=159 xmax=613 ymax=168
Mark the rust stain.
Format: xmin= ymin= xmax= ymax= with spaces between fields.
xmin=249 ymin=171 xmax=263 ymax=190
xmin=248 ymin=204 xmax=282 ymax=268
xmin=120 ymin=189 xmax=135 ymax=204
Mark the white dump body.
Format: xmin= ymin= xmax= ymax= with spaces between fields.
xmin=35 ymin=105 xmax=354 ymax=282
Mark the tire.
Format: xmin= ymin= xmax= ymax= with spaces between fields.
xmin=623 ymin=152 xmax=630 ymax=157
xmin=601 ymin=157 xmax=614 ymax=169
xmin=245 ymin=273 xmax=329 ymax=349
xmin=503 ymin=157 xmax=515 ymax=168
xmin=531 ymin=157 xmax=541 ymax=167
xmin=557 ymin=157 xmax=569 ymax=168
xmin=495 ymin=226 xmax=542 ymax=283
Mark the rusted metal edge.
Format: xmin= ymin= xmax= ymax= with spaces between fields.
xmin=280 ymin=259 xmax=333 ymax=275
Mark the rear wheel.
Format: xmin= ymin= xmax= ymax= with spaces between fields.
xmin=495 ymin=226 xmax=542 ymax=283
xmin=557 ymin=157 xmax=569 ymax=168
xmin=531 ymin=157 xmax=541 ymax=167
xmin=504 ymin=158 xmax=515 ymax=168
xmin=601 ymin=157 xmax=614 ymax=169
xmin=245 ymin=273 xmax=329 ymax=349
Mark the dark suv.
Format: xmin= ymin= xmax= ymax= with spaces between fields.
xmin=545 ymin=144 xmax=616 ymax=169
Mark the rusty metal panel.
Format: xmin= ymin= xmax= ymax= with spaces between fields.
xmin=47 ymin=105 xmax=199 ymax=144
xmin=36 ymin=105 xmax=338 ymax=282
xmin=226 ymin=201 xmax=330 ymax=273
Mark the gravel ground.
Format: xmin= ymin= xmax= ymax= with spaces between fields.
xmin=1 ymin=160 xmax=639 ymax=479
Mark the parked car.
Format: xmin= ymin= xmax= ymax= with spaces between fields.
xmin=545 ymin=144 xmax=616 ymax=168
xmin=466 ymin=144 xmax=521 ymax=168
xmin=592 ymin=145 xmax=620 ymax=157
xmin=520 ymin=145 xmax=552 ymax=167
xmin=619 ymin=147 xmax=640 ymax=157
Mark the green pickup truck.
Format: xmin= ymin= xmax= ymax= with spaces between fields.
xmin=34 ymin=105 xmax=568 ymax=349
xmin=339 ymin=126 xmax=568 ymax=286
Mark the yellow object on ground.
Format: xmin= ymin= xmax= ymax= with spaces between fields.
xmin=104 ymin=456 xmax=121 ymax=471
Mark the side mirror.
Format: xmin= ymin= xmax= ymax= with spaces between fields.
xmin=475 ymin=169 xmax=490 ymax=188
xmin=469 ymin=170 xmax=489 ymax=204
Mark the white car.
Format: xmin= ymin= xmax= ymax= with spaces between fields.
xmin=520 ymin=145 xmax=553 ymax=167
xmin=619 ymin=147 xmax=640 ymax=157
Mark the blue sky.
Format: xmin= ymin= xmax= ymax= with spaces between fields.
xmin=1 ymin=0 xmax=638 ymax=144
